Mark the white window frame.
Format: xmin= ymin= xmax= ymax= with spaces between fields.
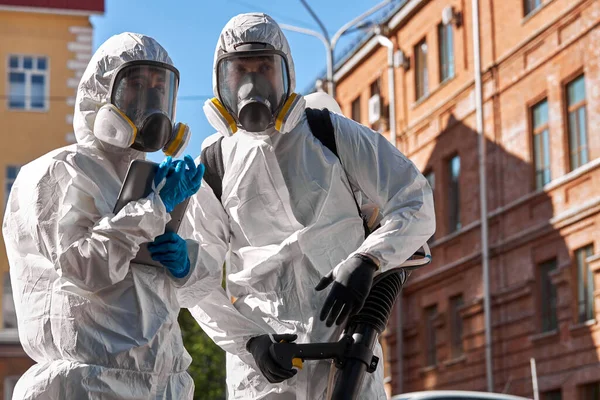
xmin=6 ymin=54 xmax=50 ymax=112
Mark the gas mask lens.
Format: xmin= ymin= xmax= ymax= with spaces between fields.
xmin=217 ymin=53 xmax=289 ymax=132
xmin=111 ymin=62 xmax=179 ymax=127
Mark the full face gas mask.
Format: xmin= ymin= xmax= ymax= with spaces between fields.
xmin=204 ymin=42 xmax=305 ymax=136
xmin=93 ymin=60 xmax=191 ymax=157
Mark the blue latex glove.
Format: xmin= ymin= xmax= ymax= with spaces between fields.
xmin=153 ymin=155 xmax=205 ymax=212
xmin=147 ymin=231 xmax=191 ymax=278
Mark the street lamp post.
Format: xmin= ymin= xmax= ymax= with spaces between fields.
xmin=280 ymin=0 xmax=393 ymax=97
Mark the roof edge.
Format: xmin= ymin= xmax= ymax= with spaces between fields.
xmin=0 ymin=4 xmax=103 ymax=16
xmin=332 ymin=0 xmax=427 ymax=83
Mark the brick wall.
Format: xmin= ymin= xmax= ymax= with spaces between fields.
xmin=334 ymin=0 xmax=600 ymax=397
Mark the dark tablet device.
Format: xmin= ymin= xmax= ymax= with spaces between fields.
xmin=113 ymin=159 xmax=191 ymax=267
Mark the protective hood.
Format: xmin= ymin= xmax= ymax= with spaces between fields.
xmin=212 ymin=13 xmax=297 ymax=105
xmin=73 ymin=32 xmax=174 ymax=150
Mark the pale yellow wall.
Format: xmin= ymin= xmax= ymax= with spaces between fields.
xmin=0 ymin=10 xmax=92 ymax=324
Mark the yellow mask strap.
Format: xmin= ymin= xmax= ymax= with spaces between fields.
xmin=211 ymin=97 xmax=238 ymax=135
xmin=275 ymin=93 xmax=298 ymax=132
xmin=164 ymin=123 xmax=187 ymax=156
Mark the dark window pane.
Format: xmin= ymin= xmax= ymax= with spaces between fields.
xmin=576 ymin=245 xmax=595 ymax=323
xmin=425 ymin=171 xmax=435 ymax=243
xmin=31 ymin=74 xmax=46 ymax=109
xmin=439 ymin=23 xmax=455 ymax=82
xmin=425 ymin=305 xmax=437 ymax=366
xmin=37 ymin=57 xmax=47 ymax=70
xmin=2 ymin=272 xmax=17 ymax=329
xmin=568 ymin=75 xmax=586 ymax=106
xmin=9 ymin=72 xmax=26 ymax=109
xmin=415 ymin=39 xmax=428 ymax=100
xmin=531 ymin=99 xmax=551 ymax=189
xmin=542 ymin=130 xmax=551 ymax=171
xmin=566 ymin=76 xmax=588 ymax=171
xmin=5 ymin=166 xmax=20 ymax=206
xmin=568 ymin=111 xmax=579 ymax=170
xmin=351 ymin=97 xmax=361 ymax=123
xmin=534 ymin=133 xmax=542 ymax=170
xmin=524 ymin=0 xmax=542 ymax=16
xmin=23 ymin=56 xmax=33 ymax=69
xmin=370 ymin=79 xmax=380 ymax=97
xmin=578 ymin=107 xmax=588 ymax=165
xmin=539 ymin=259 xmax=558 ymax=332
xmin=448 ymin=155 xmax=461 ymax=232
xmin=533 ymin=100 xmax=548 ymax=128
xmin=6 ymin=166 xmax=20 ymax=180
xmin=450 ymin=156 xmax=460 ymax=178
xmin=9 ymin=55 xmax=19 ymax=69
xmin=533 ymin=127 xmax=551 ymax=189
xmin=580 ymin=381 xmax=600 ymax=400
xmin=542 ymin=389 xmax=562 ymax=400
xmin=450 ymin=295 xmax=464 ymax=357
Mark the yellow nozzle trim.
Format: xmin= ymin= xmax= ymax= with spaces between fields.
xmin=112 ymin=105 xmax=138 ymax=145
xmin=165 ymin=123 xmax=186 ymax=156
xmin=278 ymin=339 xmax=304 ymax=369
xmin=275 ymin=93 xmax=298 ymax=132
xmin=292 ymin=358 xmax=304 ymax=369
xmin=211 ymin=97 xmax=238 ymax=134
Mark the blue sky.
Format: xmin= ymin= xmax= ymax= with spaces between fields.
xmin=91 ymin=0 xmax=398 ymax=163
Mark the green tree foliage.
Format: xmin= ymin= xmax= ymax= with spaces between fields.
xmin=178 ymin=308 xmax=226 ymax=400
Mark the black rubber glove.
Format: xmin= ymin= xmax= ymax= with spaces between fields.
xmin=315 ymin=254 xmax=378 ymax=327
xmin=246 ymin=333 xmax=298 ymax=383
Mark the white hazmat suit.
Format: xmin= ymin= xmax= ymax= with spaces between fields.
xmin=186 ymin=13 xmax=436 ymax=400
xmin=2 ymin=33 xmax=220 ymax=399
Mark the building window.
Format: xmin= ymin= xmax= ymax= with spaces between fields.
xmin=542 ymin=389 xmax=562 ymax=400
xmin=415 ymin=39 xmax=428 ymax=100
xmin=8 ymin=55 xmax=48 ymax=111
xmin=5 ymin=165 xmax=21 ymax=206
xmin=369 ymin=77 xmax=383 ymax=131
xmin=438 ymin=22 xmax=455 ymax=82
xmin=4 ymin=376 xmax=20 ymax=400
xmin=425 ymin=305 xmax=437 ymax=366
xmin=449 ymin=295 xmax=464 ymax=358
xmin=524 ymin=0 xmax=542 ymax=16
xmin=539 ymin=259 xmax=558 ymax=332
xmin=2 ymin=273 xmax=17 ymax=329
xmin=351 ymin=96 xmax=361 ymax=123
xmin=370 ymin=78 xmax=381 ymax=97
xmin=566 ymin=75 xmax=588 ymax=171
xmin=425 ymin=171 xmax=435 ymax=243
xmin=531 ymin=99 xmax=551 ymax=189
xmin=579 ymin=382 xmax=600 ymax=400
xmin=576 ymin=245 xmax=595 ymax=323
xmin=448 ymin=155 xmax=461 ymax=232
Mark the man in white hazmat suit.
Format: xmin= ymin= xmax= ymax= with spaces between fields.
xmin=185 ymin=13 xmax=435 ymax=399
xmin=2 ymin=33 xmax=220 ymax=399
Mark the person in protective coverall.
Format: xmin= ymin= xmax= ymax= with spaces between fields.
xmin=2 ymin=32 xmax=220 ymax=399
xmin=185 ymin=13 xmax=435 ymax=400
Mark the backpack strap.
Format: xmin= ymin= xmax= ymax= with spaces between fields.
xmin=200 ymin=110 xmax=371 ymax=238
xmin=200 ymin=136 xmax=225 ymax=203
xmin=305 ymin=107 xmax=338 ymax=158
xmin=305 ymin=107 xmax=371 ymax=238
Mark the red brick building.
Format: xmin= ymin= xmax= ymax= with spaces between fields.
xmin=329 ymin=0 xmax=600 ymax=398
